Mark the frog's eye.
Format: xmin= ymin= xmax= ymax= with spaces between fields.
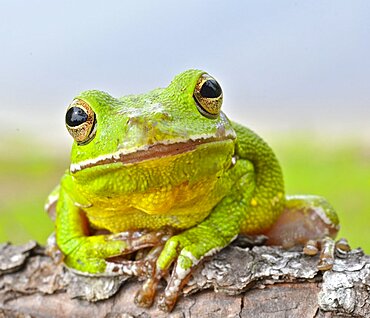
xmin=65 ymin=99 xmax=96 ymax=145
xmin=193 ymin=74 xmax=223 ymax=119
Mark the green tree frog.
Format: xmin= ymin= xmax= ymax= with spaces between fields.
xmin=46 ymin=70 xmax=343 ymax=312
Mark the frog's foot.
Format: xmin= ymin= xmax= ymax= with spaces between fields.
xmin=64 ymin=229 xmax=171 ymax=274
xmin=303 ymin=236 xmax=351 ymax=271
xmin=135 ymin=256 xmax=194 ymax=311
xmin=264 ymin=195 xmax=348 ymax=271
xmin=135 ymin=228 xmax=232 ymax=312
xmin=105 ymin=242 xmax=169 ymax=278
xmin=103 ymin=230 xmax=171 ymax=277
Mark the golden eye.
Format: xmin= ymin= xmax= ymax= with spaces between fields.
xmin=193 ymin=74 xmax=223 ymax=119
xmin=65 ymin=99 xmax=96 ymax=144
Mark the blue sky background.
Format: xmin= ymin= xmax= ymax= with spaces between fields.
xmin=1 ymin=1 xmax=369 ymax=145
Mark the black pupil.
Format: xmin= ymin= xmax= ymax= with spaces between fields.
xmin=200 ymin=79 xmax=222 ymax=98
xmin=66 ymin=107 xmax=88 ymax=127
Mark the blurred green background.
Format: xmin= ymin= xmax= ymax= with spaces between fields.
xmin=0 ymin=1 xmax=369 ymax=252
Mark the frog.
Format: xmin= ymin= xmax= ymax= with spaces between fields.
xmin=45 ymin=69 xmax=346 ymax=312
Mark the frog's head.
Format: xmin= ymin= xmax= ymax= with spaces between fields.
xmin=65 ymin=69 xmax=236 ymax=174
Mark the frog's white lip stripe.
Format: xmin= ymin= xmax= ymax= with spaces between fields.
xmin=70 ymin=134 xmax=235 ymax=173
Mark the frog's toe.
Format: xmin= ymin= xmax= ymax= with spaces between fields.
xmin=302 ymin=237 xmax=334 ymax=270
xmin=158 ymin=264 xmax=190 ymax=311
xmin=316 ymin=236 xmax=335 ymax=271
xmin=134 ymin=246 xmax=169 ymax=307
xmin=303 ymin=236 xmax=351 ymax=271
xmin=319 ymin=237 xmax=351 ymax=271
xmin=335 ymin=237 xmax=351 ymax=254
xmin=135 ymin=243 xmax=201 ymax=311
xmin=135 ymin=273 xmax=163 ymax=308
xmin=158 ymin=247 xmax=206 ymax=312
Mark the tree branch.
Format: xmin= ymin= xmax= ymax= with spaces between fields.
xmin=1 ymin=240 xmax=369 ymax=317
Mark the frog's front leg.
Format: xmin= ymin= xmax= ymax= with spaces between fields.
xmin=264 ymin=195 xmax=347 ymax=270
xmin=136 ymin=160 xmax=256 ymax=312
xmin=56 ymin=187 xmax=168 ymax=275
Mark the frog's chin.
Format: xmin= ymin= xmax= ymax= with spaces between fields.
xmin=70 ymin=136 xmax=235 ymax=174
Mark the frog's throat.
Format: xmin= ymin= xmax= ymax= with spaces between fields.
xmin=69 ymin=135 xmax=235 ymax=173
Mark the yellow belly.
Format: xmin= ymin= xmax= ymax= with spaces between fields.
xmin=84 ymin=176 xmax=222 ymax=232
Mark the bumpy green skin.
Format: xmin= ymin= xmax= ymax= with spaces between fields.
xmin=48 ymin=69 xmax=338 ymax=277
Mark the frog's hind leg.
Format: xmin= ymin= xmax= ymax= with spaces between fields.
xmin=264 ymin=195 xmax=347 ymax=270
xmin=265 ymin=195 xmax=340 ymax=247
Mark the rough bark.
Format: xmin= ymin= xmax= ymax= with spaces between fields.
xmin=0 ymin=239 xmax=369 ymax=318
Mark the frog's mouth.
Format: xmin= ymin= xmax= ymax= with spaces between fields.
xmin=70 ymin=136 xmax=235 ymax=173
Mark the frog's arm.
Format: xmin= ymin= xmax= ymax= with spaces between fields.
xmin=139 ymin=122 xmax=286 ymax=311
xmin=55 ymin=173 xmax=165 ymax=274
